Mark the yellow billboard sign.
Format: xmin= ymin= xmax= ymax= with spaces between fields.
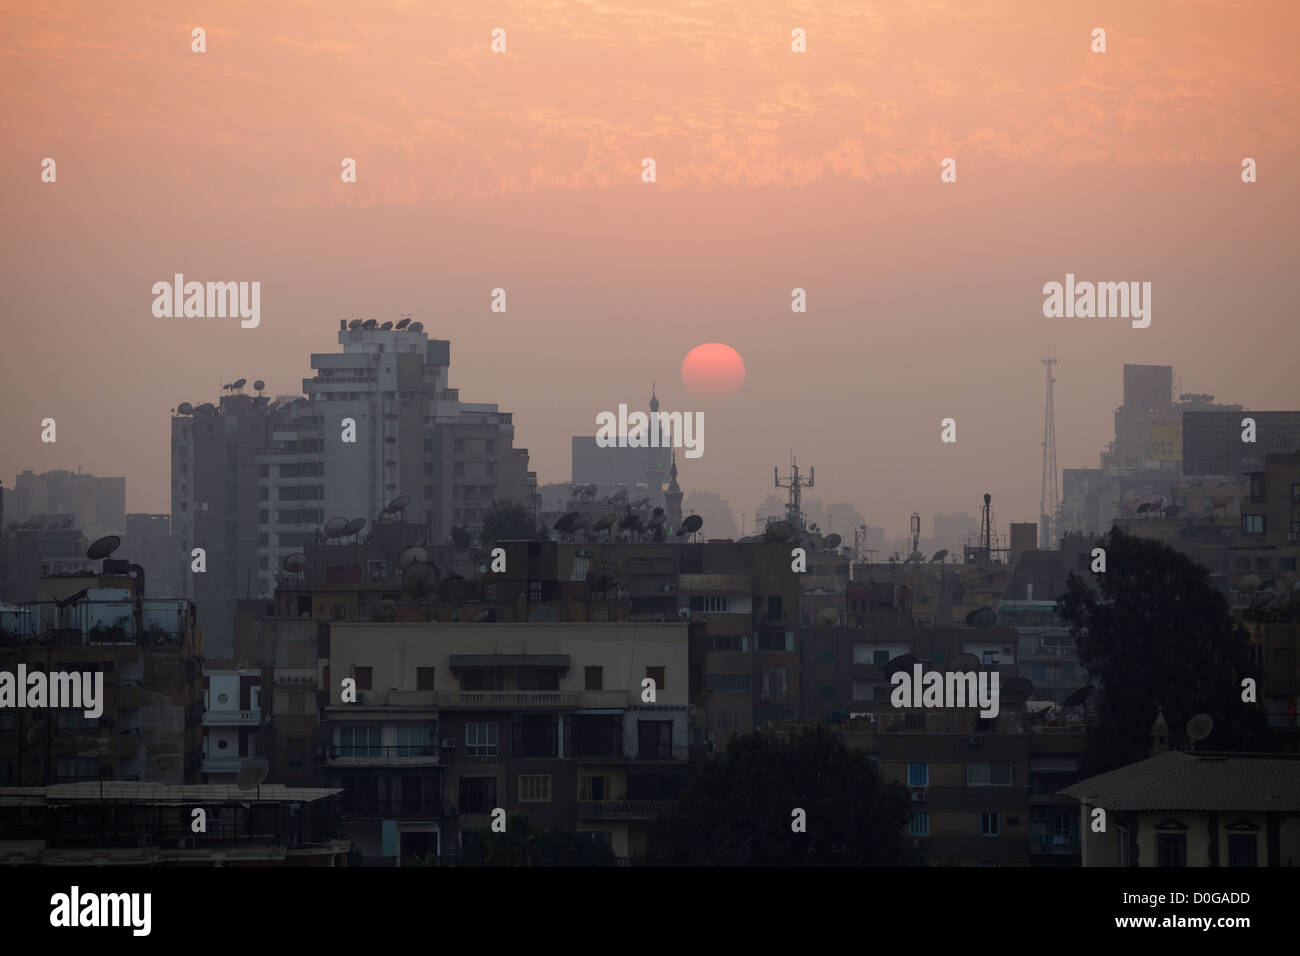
xmin=1150 ymin=424 xmax=1182 ymax=461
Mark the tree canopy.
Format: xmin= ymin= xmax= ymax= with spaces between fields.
xmin=480 ymin=499 xmax=545 ymax=548
xmin=459 ymin=812 xmax=615 ymax=867
xmin=647 ymin=725 xmax=915 ymax=866
xmin=1057 ymin=527 xmax=1268 ymax=776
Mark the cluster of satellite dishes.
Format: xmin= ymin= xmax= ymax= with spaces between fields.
xmin=9 ymin=516 xmax=77 ymax=530
xmin=347 ymin=317 xmax=423 ymax=333
xmin=176 ymin=381 xmax=266 ymax=416
xmin=552 ymin=505 xmax=702 ymax=543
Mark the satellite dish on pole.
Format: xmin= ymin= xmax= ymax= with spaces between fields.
xmin=824 ymin=533 xmax=842 ymax=550
xmin=1186 ymin=713 xmax=1214 ymax=745
xmin=236 ymin=755 xmax=270 ymax=792
xmin=401 ymin=562 xmax=437 ymax=598
xmin=764 ymin=520 xmax=793 ymax=543
xmin=930 ymin=549 xmax=949 ymax=564
xmin=283 ymin=553 xmax=307 ymax=574
xmin=398 ymin=547 xmax=428 ymax=571
xmin=253 ymin=380 xmax=265 ymax=394
xmin=586 ymin=562 xmax=622 ymax=593
xmin=554 ymin=512 xmax=581 ymax=533
xmin=593 ymin=513 xmax=618 ymax=534
xmin=341 ymin=518 xmax=367 ymax=538
xmin=87 ymin=535 xmax=122 ymax=561
xmin=1062 ymin=685 xmax=1093 ymax=708
xmin=324 ymin=517 xmax=349 ymax=539
xmin=177 ymin=402 xmax=194 ymax=416
xmin=681 ymin=514 xmax=703 ymax=535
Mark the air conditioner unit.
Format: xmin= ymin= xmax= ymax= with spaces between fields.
xmin=910 ymin=790 xmax=927 ymax=803
xmin=442 ymin=737 xmax=455 ymax=749
xmin=445 ymin=805 xmax=459 ymax=816
xmin=181 ymin=837 xmax=197 ymax=849
xmin=662 ymin=584 xmax=677 ymax=593
xmin=968 ymin=734 xmax=984 ymax=747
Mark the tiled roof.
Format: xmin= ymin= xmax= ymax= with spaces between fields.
xmin=1058 ymin=751 xmax=1300 ymax=812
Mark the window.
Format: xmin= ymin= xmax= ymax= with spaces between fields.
xmin=571 ymin=715 xmax=621 ymax=757
xmin=714 ymin=713 xmax=738 ymax=732
xmin=1256 ymin=557 xmax=1271 ymax=571
xmin=56 ymin=757 xmax=100 ymax=781
xmin=909 ymin=812 xmax=930 ymax=836
xmin=354 ymin=667 xmax=373 ymax=690
xmin=394 ymin=724 xmax=437 ymax=755
xmin=689 ymin=596 xmax=729 ymax=613
xmin=0 ymin=761 xmax=11 ymax=783
xmin=766 ymin=595 xmax=783 ymax=621
xmin=873 ymin=649 xmax=889 ymax=667
xmin=819 ymin=650 xmax=835 ymax=664
xmin=55 ymin=711 xmax=97 ymax=734
xmin=905 ymin=713 xmax=926 ymax=730
xmin=585 ymin=666 xmax=603 ymax=691
xmin=758 ymin=631 xmax=792 ymax=652
xmin=762 ymin=668 xmax=787 ymax=699
xmin=417 ymin=667 xmax=436 ymax=691
xmin=1281 ymin=557 xmax=1297 ymax=571
xmin=908 ymin=762 xmax=929 ymax=787
xmin=981 ymin=650 xmax=998 ymax=666
xmin=710 ymin=634 xmax=745 ymax=652
xmin=1241 ymin=515 xmax=1265 ymax=535
xmin=708 ymin=674 xmax=751 ymax=692
xmin=1227 ymin=834 xmax=1258 ymax=867
xmin=0 ymin=713 xmax=15 ymax=736
xmin=646 ymin=666 xmax=665 ymax=691
xmin=579 ymin=776 xmax=607 ymax=801
xmin=288 ymin=691 xmax=306 ymax=714
xmin=1157 ymin=832 xmax=1187 ymax=867
xmin=338 ymin=725 xmax=382 ymax=757
xmin=979 ymin=812 xmax=1001 ymax=836
xmin=966 ymin=762 xmax=1012 ymax=785
xmin=519 ymin=774 xmax=551 ymax=802
xmin=461 ymin=667 xmax=504 ymax=691
xmin=818 ymin=685 xmax=833 ymax=700
xmin=512 ymin=715 xmax=558 ymax=757
xmin=638 ymin=720 xmax=673 ymax=758
xmin=459 ymin=776 xmax=497 ymax=814
xmin=465 ymin=722 xmax=499 ymax=756
xmin=516 ymin=668 xmax=560 ymax=691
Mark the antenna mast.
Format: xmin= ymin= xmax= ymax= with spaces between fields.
xmin=1040 ymin=355 xmax=1058 ymax=548
xmin=775 ymin=454 xmax=814 ymax=529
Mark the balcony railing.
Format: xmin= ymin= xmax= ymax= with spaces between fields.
xmin=203 ymin=709 xmax=261 ymax=726
xmin=577 ymin=799 xmax=676 ymax=819
xmin=438 ymin=691 xmax=577 ymax=708
xmin=341 ymin=797 xmax=442 ymax=817
xmin=328 ymin=746 xmax=439 ymax=764
xmin=635 ymin=745 xmax=689 ymax=761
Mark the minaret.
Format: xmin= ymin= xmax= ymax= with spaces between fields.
xmin=1147 ymin=707 xmax=1170 ymax=756
xmin=647 ymin=383 xmax=666 ymax=496
xmin=664 ymin=450 xmax=684 ymax=533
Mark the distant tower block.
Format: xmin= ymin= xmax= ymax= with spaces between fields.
xmin=1040 ymin=356 xmax=1059 ymax=548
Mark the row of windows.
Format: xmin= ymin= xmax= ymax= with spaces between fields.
xmin=350 ymin=666 xmax=668 ymax=693
xmin=906 ymin=762 xmax=1014 ymax=786
xmin=907 ymin=812 xmax=1003 ymax=837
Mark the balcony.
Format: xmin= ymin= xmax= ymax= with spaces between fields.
xmin=327 ymin=745 xmax=439 ymax=767
xmin=201 ymin=755 xmax=256 ymax=774
xmin=577 ymin=799 xmax=675 ymax=820
xmin=340 ymin=796 xmax=442 ymax=818
xmin=635 ymin=745 xmax=690 ymax=761
xmin=273 ymin=668 xmax=317 ymax=687
xmin=438 ymin=691 xmax=577 ymax=708
xmin=386 ymin=690 xmax=438 ymax=708
xmin=203 ymin=709 xmax=261 ymax=726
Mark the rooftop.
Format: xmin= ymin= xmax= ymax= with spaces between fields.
xmin=1058 ymin=751 xmax=1300 ymax=812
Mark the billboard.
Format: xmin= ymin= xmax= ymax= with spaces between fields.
xmin=1150 ymin=424 xmax=1182 ymax=461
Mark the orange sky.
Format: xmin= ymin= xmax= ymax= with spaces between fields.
xmin=2 ymin=0 xmax=1297 ymax=538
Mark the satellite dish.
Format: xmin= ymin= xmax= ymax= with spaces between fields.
xmin=380 ymin=321 xmax=393 ymax=330
xmin=1063 ymin=685 xmax=1094 ymax=708
xmin=824 ymin=533 xmax=842 ymax=550
xmin=283 ymin=553 xmax=307 ymax=573
xmin=330 ymin=604 xmax=347 ymax=621
xmin=554 ymin=512 xmax=581 ymax=533
xmin=1186 ymin=713 xmax=1214 ymax=742
xmin=398 ymin=547 xmax=428 ymax=570
xmin=232 ymin=378 xmax=247 ymax=390
xmin=569 ymin=513 xmax=591 ymax=532
xmin=236 ymin=756 xmax=270 ymax=792
xmin=384 ymin=495 xmax=412 ymax=515
xmin=253 ymin=380 xmax=265 ymax=392
xmin=1237 ymin=573 xmax=1261 ymax=593
xmin=348 ymin=319 xmax=363 ymax=330
xmin=815 ymin=607 xmax=839 ymax=627
xmin=324 ymin=517 xmax=349 ymax=538
xmin=472 ymin=608 xmax=497 ymax=623
xmin=610 ymin=488 xmax=628 ymax=501
xmin=341 ymin=518 xmax=367 ymax=537
xmin=764 ymin=520 xmax=794 ymax=543
xmin=196 ymin=402 xmax=216 ymax=415
xmin=401 ymin=562 xmax=437 ymax=597
xmin=882 ymin=654 xmax=919 ymax=677
xmin=646 ymin=513 xmax=666 ymax=530
xmin=586 ymin=562 xmax=622 ymax=592
xmin=87 ymin=535 xmax=121 ymax=560
xmin=527 ymin=606 xmax=558 ymax=622
xmin=582 ymin=483 xmax=598 ymax=497
xmin=408 ymin=321 xmax=423 ymax=332
xmin=948 ymin=653 xmax=981 ymax=672
xmin=1000 ymin=677 xmax=1034 ymax=702
xmin=1136 ymin=502 xmax=1151 ymax=514
xmin=177 ymin=402 xmax=194 ymax=415
xmin=931 ymin=549 xmax=949 ymax=563
xmin=593 ymin=513 xmax=618 ymax=533
xmin=395 ymin=317 xmax=411 ymax=330
xmin=681 ymin=514 xmax=704 ymax=534
xmin=964 ymin=606 xmax=998 ymax=628
xmin=362 ymin=319 xmax=378 ymax=330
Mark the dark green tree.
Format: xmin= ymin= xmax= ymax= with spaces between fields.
xmin=449 ymin=524 xmax=472 ymax=549
xmin=459 ymin=812 xmax=614 ymax=867
xmin=647 ymin=725 xmax=916 ymax=866
xmin=1057 ymin=527 xmax=1268 ymax=776
xmin=480 ymin=499 xmax=544 ymax=549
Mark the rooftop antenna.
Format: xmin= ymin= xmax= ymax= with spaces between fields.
xmin=1040 ymin=354 xmax=1058 ymax=548
xmin=775 ymin=454 xmax=813 ymax=530
xmin=236 ymin=755 xmax=270 ymax=802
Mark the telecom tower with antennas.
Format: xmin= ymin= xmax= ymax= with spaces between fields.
xmin=774 ymin=455 xmax=813 ymax=529
xmin=1040 ymin=356 xmax=1058 ymax=549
